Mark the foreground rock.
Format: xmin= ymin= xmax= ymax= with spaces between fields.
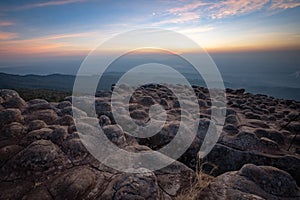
xmin=0 ymin=86 xmax=299 ymax=199
xmin=197 ymin=164 xmax=300 ymax=199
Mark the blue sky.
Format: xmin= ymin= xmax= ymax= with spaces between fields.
xmin=0 ymin=0 xmax=299 ymax=60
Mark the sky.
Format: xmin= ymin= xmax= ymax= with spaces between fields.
xmin=0 ymin=0 xmax=300 ymax=65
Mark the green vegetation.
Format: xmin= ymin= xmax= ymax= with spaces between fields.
xmin=14 ymin=88 xmax=71 ymax=102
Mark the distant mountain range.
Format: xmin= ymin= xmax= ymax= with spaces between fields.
xmin=0 ymin=72 xmax=299 ymax=101
xmin=0 ymin=73 xmax=75 ymax=91
xmin=0 ymin=72 xmax=118 ymax=91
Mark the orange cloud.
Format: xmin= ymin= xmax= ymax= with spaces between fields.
xmin=203 ymin=31 xmax=300 ymax=52
xmin=0 ymin=31 xmax=96 ymax=56
xmin=41 ymin=32 xmax=96 ymax=40
xmin=0 ymin=40 xmax=68 ymax=54
xmin=0 ymin=31 xmax=18 ymax=40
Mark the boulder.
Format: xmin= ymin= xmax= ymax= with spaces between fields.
xmin=245 ymin=112 xmax=261 ymax=120
xmin=0 ymin=108 xmax=23 ymax=127
xmin=26 ymin=102 xmax=54 ymax=112
xmin=53 ymin=115 xmax=75 ymax=126
xmin=24 ymin=109 xmax=59 ymax=124
xmin=287 ymin=122 xmax=300 ymax=133
xmin=0 ymin=180 xmax=34 ymax=200
xmin=138 ymin=96 xmax=155 ymax=106
xmin=27 ymin=120 xmax=47 ymax=132
xmin=100 ymin=168 xmax=161 ymax=200
xmin=49 ymin=167 xmax=96 ymax=200
xmin=223 ymin=124 xmax=239 ymax=134
xmin=225 ymin=114 xmax=238 ymax=125
xmin=0 ymin=144 xmax=23 ymax=167
xmin=155 ymin=160 xmax=196 ymax=197
xmin=1 ymin=139 xmax=71 ymax=180
xmin=254 ymin=129 xmax=285 ymax=145
xmin=201 ymin=144 xmax=300 ymax=185
xmin=1 ymin=122 xmax=25 ymax=139
xmin=196 ymin=164 xmax=300 ymax=199
xmin=24 ymin=186 xmax=53 ymax=200
xmin=57 ymin=101 xmax=72 ymax=109
xmin=102 ymin=125 xmax=126 ymax=146
xmin=27 ymin=99 xmax=48 ymax=105
xmin=24 ymin=128 xmax=53 ymax=145
xmin=0 ymin=89 xmax=27 ymax=110
xmin=60 ymin=106 xmax=87 ymax=118
xmin=61 ymin=134 xmax=88 ymax=164
xmin=99 ymin=115 xmax=111 ymax=127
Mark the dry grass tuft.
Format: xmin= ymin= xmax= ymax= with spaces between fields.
xmin=175 ymin=159 xmax=216 ymax=200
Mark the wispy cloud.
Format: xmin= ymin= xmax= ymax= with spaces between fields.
xmin=2 ymin=0 xmax=87 ymax=11
xmin=270 ymin=0 xmax=300 ymax=10
xmin=153 ymin=12 xmax=200 ymax=25
xmin=0 ymin=38 xmax=71 ymax=55
xmin=161 ymin=0 xmax=300 ymax=25
xmin=0 ymin=21 xmax=15 ymax=26
xmin=0 ymin=32 xmax=96 ymax=44
xmin=177 ymin=26 xmax=215 ymax=34
xmin=208 ymin=0 xmax=269 ymax=19
xmin=155 ymin=0 xmax=270 ymax=26
xmin=0 ymin=31 xmax=18 ymax=40
xmin=168 ymin=2 xmax=211 ymax=14
xmin=0 ymin=31 xmax=96 ymax=55
xmin=39 ymin=32 xmax=97 ymax=40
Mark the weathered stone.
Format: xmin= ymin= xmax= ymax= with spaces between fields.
xmin=102 ymin=125 xmax=126 ymax=146
xmin=27 ymin=120 xmax=47 ymax=132
xmin=287 ymin=122 xmax=300 ymax=133
xmin=100 ymin=169 xmax=160 ymax=200
xmin=139 ymin=96 xmax=155 ymax=106
xmin=245 ymin=112 xmax=261 ymax=120
xmin=0 ymin=180 xmax=34 ymax=200
xmin=99 ymin=115 xmax=111 ymax=127
xmin=225 ymin=114 xmax=238 ymax=125
xmin=223 ymin=124 xmax=239 ymax=134
xmin=201 ymin=144 xmax=300 ymax=185
xmin=0 ymin=108 xmax=23 ymax=127
xmin=49 ymin=167 xmax=95 ymax=200
xmin=61 ymin=134 xmax=88 ymax=163
xmin=197 ymin=164 xmax=300 ymax=200
xmin=254 ymin=129 xmax=285 ymax=145
xmin=24 ymin=128 xmax=53 ymax=144
xmin=0 ymin=144 xmax=23 ymax=167
xmin=24 ymin=186 xmax=53 ymax=200
xmin=155 ymin=161 xmax=196 ymax=197
xmin=0 ymin=89 xmax=27 ymax=110
xmin=1 ymin=140 xmax=71 ymax=180
xmin=53 ymin=114 xmax=75 ymax=126
xmin=1 ymin=122 xmax=25 ymax=139
xmin=60 ymin=106 xmax=87 ymax=118
xmin=24 ymin=109 xmax=59 ymax=124
xmin=57 ymin=101 xmax=72 ymax=109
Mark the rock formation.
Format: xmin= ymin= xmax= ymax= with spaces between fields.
xmin=0 ymin=86 xmax=299 ymax=199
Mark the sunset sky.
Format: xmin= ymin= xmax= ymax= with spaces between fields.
xmin=0 ymin=0 xmax=299 ymax=61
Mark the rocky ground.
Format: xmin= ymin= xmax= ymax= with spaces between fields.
xmin=0 ymin=85 xmax=299 ymax=200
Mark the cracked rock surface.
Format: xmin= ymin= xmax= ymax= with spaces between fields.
xmin=0 ymin=86 xmax=299 ymax=199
